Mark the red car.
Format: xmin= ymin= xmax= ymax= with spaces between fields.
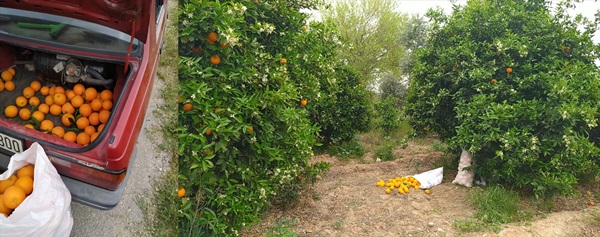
xmin=0 ymin=0 xmax=168 ymax=209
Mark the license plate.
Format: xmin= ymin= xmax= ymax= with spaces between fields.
xmin=0 ymin=132 xmax=24 ymax=155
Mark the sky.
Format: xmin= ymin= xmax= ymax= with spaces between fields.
xmin=310 ymin=0 xmax=600 ymax=44
xmin=394 ymin=0 xmax=600 ymax=43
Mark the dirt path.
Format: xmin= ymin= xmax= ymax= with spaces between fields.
xmin=243 ymin=140 xmax=600 ymax=237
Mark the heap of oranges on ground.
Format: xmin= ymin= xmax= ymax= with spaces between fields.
xmin=0 ymin=164 xmax=34 ymax=217
xmin=376 ymin=176 xmax=431 ymax=195
xmin=1 ymin=68 xmax=113 ymax=146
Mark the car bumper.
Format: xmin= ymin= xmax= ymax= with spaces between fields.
xmin=0 ymin=148 xmax=136 ymax=210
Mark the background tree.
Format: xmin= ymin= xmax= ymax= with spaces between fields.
xmin=321 ymin=0 xmax=408 ymax=84
xmin=405 ymin=0 xmax=600 ymax=197
xmin=397 ymin=14 xmax=428 ymax=79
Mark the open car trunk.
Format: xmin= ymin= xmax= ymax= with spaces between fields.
xmin=0 ymin=42 xmax=127 ymax=165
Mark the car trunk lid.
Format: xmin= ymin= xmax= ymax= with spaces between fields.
xmin=0 ymin=0 xmax=150 ymax=43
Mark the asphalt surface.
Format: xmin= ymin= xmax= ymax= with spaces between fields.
xmin=69 ymin=73 xmax=172 ymax=237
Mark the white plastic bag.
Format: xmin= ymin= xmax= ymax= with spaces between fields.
xmin=413 ymin=167 xmax=444 ymax=189
xmin=452 ymin=149 xmax=474 ymax=187
xmin=0 ymin=142 xmax=73 ymax=237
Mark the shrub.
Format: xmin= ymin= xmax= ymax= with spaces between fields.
xmin=374 ymin=96 xmax=402 ymax=135
xmin=405 ymin=0 xmax=600 ymax=197
xmin=309 ymin=65 xmax=372 ymax=144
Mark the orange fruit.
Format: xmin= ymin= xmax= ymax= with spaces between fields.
xmin=44 ymin=95 xmax=54 ymax=106
xmin=0 ymin=174 xmax=18 ymax=194
xmin=73 ymin=84 xmax=85 ymax=95
xmin=70 ymin=95 xmax=84 ymax=108
xmin=385 ymin=188 xmax=391 ymax=194
xmin=51 ymin=126 xmax=65 ymax=138
xmin=28 ymin=97 xmax=41 ymax=107
xmin=4 ymin=105 xmax=18 ymax=118
xmin=205 ymin=128 xmax=212 ymax=135
xmin=90 ymin=132 xmax=99 ymax=142
xmin=183 ymin=103 xmax=193 ymax=112
xmin=24 ymin=124 xmax=35 ymax=129
xmin=84 ymin=87 xmax=98 ymax=102
xmin=424 ymin=189 xmax=431 ymax=195
xmin=76 ymin=132 xmax=90 ymax=146
xmin=15 ymin=96 xmax=27 ymax=108
xmin=40 ymin=86 xmax=49 ymax=96
xmin=38 ymin=104 xmax=50 ymax=114
xmin=49 ymin=104 xmax=62 ymax=116
xmin=0 ymin=195 xmax=12 ymax=217
xmin=79 ymin=104 xmax=92 ymax=117
xmin=16 ymin=165 xmax=34 ymax=178
xmin=88 ymin=112 xmax=100 ymax=126
xmin=219 ymin=42 xmax=229 ymax=49
xmin=280 ymin=58 xmax=287 ymax=64
xmin=39 ymin=120 xmax=54 ymax=132
xmin=14 ymin=176 xmax=33 ymax=195
xmin=66 ymin=90 xmax=76 ymax=100
xmin=210 ymin=55 xmax=221 ymax=65
xmin=61 ymin=113 xmax=75 ymax=127
xmin=53 ymin=93 xmax=67 ymax=106
xmin=300 ymin=99 xmax=307 ymax=107
xmin=7 ymin=68 xmax=15 ymax=75
xmin=0 ymin=81 xmax=4 ymax=92
xmin=98 ymin=110 xmax=110 ymax=124
xmin=4 ymin=80 xmax=15 ymax=91
xmin=506 ymin=67 xmax=513 ymax=74
xmin=177 ymin=188 xmax=185 ymax=198
xmin=207 ymin=32 xmax=217 ymax=44
xmin=76 ymin=117 xmax=90 ymax=130
xmin=102 ymin=100 xmax=113 ymax=111
xmin=48 ymin=86 xmax=56 ymax=96
xmin=100 ymin=90 xmax=113 ymax=101
xmin=1 ymin=70 xmax=13 ymax=81
xmin=19 ymin=108 xmax=31 ymax=120
xmin=3 ymin=186 xmax=26 ymax=209
xmin=53 ymin=86 xmax=65 ymax=95
xmin=29 ymin=81 xmax=41 ymax=92
xmin=22 ymin=87 xmax=35 ymax=99
xmin=62 ymin=103 xmax=75 ymax=114
xmin=63 ymin=131 xmax=77 ymax=143
xmin=90 ymin=99 xmax=103 ymax=112
xmin=84 ymin=125 xmax=96 ymax=136
xmin=589 ymin=201 xmax=596 ymax=206
xmin=97 ymin=123 xmax=105 ymax=133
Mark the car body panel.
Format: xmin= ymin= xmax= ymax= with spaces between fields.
xmin=0 ymin=0 xmax=151 ymax=42
xmin=0 ymin=0 xmax=168 ymax=209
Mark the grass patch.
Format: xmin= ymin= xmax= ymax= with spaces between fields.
xmin=138 ymin=162 xmax=179 ymax=237
xmin=325 ymin=136 xmax=366 ymax=160
xmin=471 ymin=186 xmax=531 ymax=224
xmin=591 ymin=210 xmax=600 ymax=225
xmin=374 ymin=142 xmax=397 ymax=161
xmin=452 ymin=218 xmax=491 ymax=232
xmin=139 ymin=1 xmax=178 ymax=236
xmin=455 ymin=185 xmax=532 ymax=233
xmin=265 ymin=218 xmax=298 ymax=237
xmin=332 ymin=219 xmax=345 ymax=230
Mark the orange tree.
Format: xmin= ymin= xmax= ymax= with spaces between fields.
xmin=177 ymin=0 xmax=368 ymax=235
xmin=405 ymin=0 xmax=600 ymax=198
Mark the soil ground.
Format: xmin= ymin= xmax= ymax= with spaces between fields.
xmin=243 ymin=137 xmax=600 ymax=237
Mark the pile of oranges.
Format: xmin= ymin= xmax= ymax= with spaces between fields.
xmin=376 ymin=176 xmax=430 ymax=195
xmin=0 ymin=164 xmax=34 ymax=217
xmin=1 ymin=68 xmax=114 ymax=146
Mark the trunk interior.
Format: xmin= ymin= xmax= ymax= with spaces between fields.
xmin=0 ymin=42 xmax=125 ymax=151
